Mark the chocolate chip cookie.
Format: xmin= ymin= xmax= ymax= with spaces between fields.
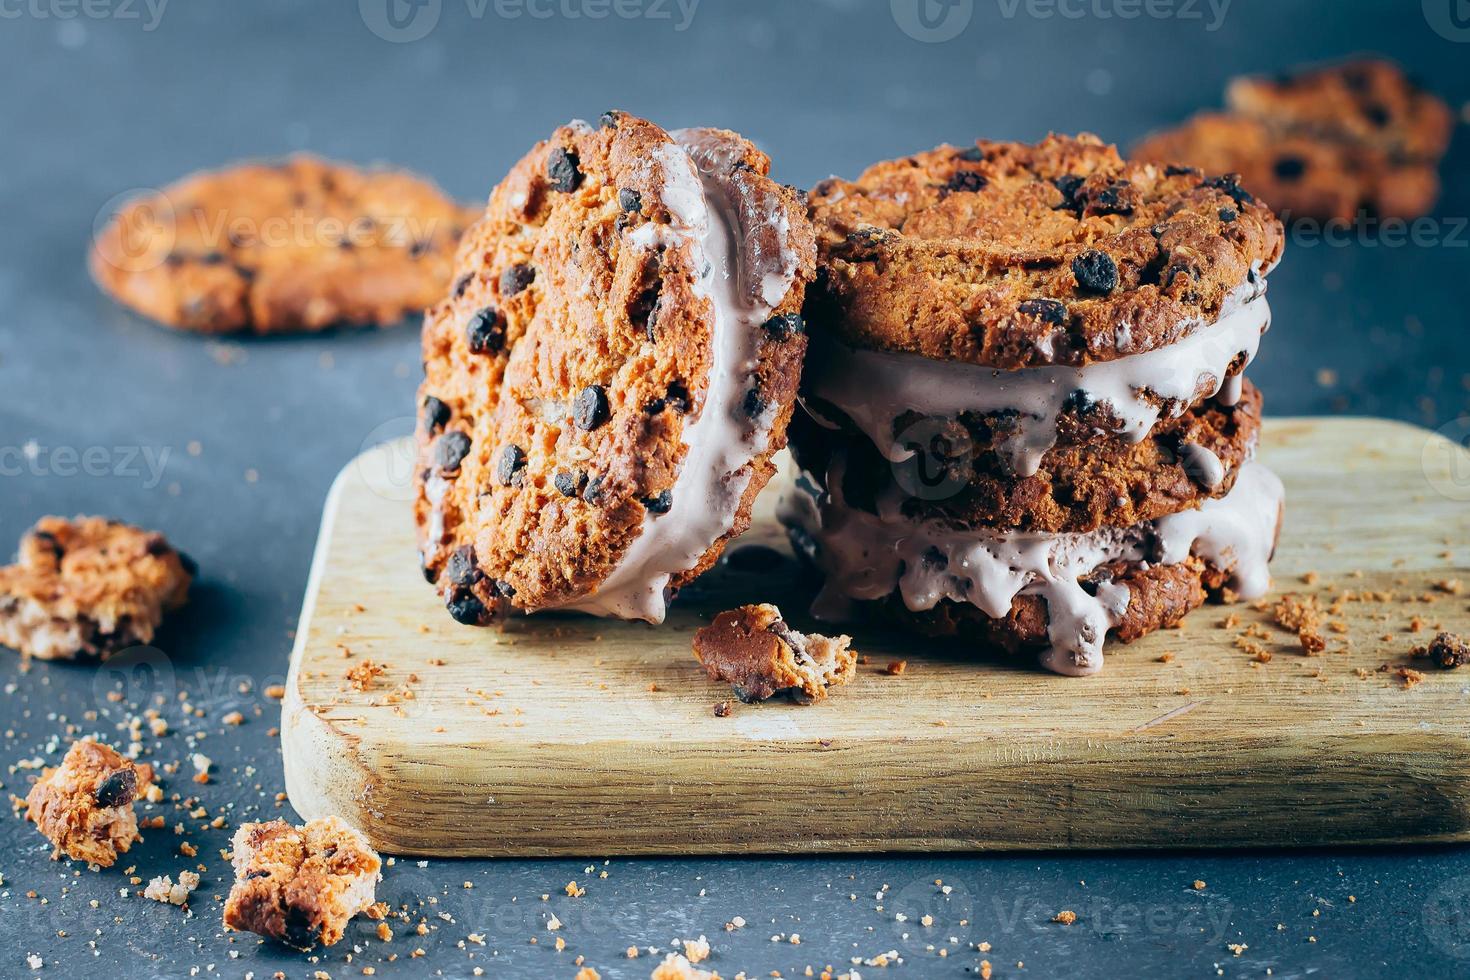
xmin=91 ymin=155 xmax=478 ymax=333
xmin=415 ymin=113 xmax=817 ymax=625
xmin=1135 ymin=59 xmax=1454 ymax=221
xmin=0 ymin=516 xmax=193 ymax=660
xmin=807 ymin=133 xmax=1284 ymax=369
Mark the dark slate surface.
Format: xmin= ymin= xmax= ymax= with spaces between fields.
xmin=2 ymin=0 xmax=1468 ymax=976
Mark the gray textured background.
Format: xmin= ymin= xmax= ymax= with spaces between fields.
xmin=2 ymin=0 xmax=1469 ymax=977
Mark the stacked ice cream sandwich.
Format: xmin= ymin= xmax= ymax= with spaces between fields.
xmin=783 ymin=135 xmax=1287 ymax=676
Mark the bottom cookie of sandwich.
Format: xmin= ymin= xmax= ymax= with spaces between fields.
xmin=781 ymin=461 xmax=1285 ymax=676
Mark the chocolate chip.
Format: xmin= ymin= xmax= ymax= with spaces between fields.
xmin=1090 ymin=180 xmax=1135 ymax=216
xmin=1164 ymin=164 xmax=1199 ymax=177
xmin=1201 ymin=173 xmax=1255 ymax=206
xmin=494 ymin=579 xmax=516 ymax=598
xmin=1064 ymin=388 xmax=1096 ymax=413
xmin=630 ymin=279 xmax=662 ymax=340
xmin=763 ymin=313 xmax=804 ymax=339
xmin=1364 ymin=103 xmax=1391 ymax=127
xmin=957 ymin=146 xmax=985 ymax=162
xmin=1218 ymin=207 xmax=1238 ymax=223
xmin=573 ymin=385 xmax=610 ymax=431
xmin=452 ymin=272 xmax=474 ymax=298
xmin=422 ymin=395 xmax=451 ymax=434
xmin=445 ymin=545 xmax=482 ymax=587
xmin=283 ymin=906 xmax=321 ymax=950
xmin=496 ymin=445 xmax=526 ymax=487
xmin=434 ymin=431 xmax=471 ymax=474
xmin=1273 ymin=156 xmax=1307 ymax=181
xmin=446 ymin=588 xmax=488 ymax=626
xmin=466 ymin=307 xmax=507 ymax=354
xmin=1071 ymin=250 xmax=1118 ymax=295
xmin=582 ymin=475 xmax=604 ymax=504
xmin=554 ymin=470 xmax=586 ymax=497
xmin=665 ymin=384 xmax=691 ymax=414
xmin=1053 ymin=174 xmax=1085 ymax=210
xmin=177 ymin=551 xmax=199 ymax=577
xmin=599 ymin=110 xmax=621 ymax=129
xmin=618 ymin=188 xmax=642 ymax=212
xmin=642 ymin=490 xmax=673 ymax=514
xmin=408 ymin=239 xmax=431 ymax=258
xmin=921 ymin=547 xmax=948 ymax=570
xmin=1017 ymin=298 xmax=1068 ymax=326
xmin=93 ymin=769 xmax=136 ymax=808
xmin=420 ymin=552 xmax=436 ymax=583
xmin=944 ymin=170 xmax=988 ymax=194
xmin=547 ymin=147 xmax=583 ymax=193
xmin=742 ymin=389 xmax=766 ymax=418
xmin=499 ymin=264 xmax=535 ymax=297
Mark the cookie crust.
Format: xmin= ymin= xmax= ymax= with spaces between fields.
xmin=0 ymin=516 xmax=193 ymax=660
xmin=415 ymin=114 xmax=816 ymax=623
xmin=807 ymin=133 xmax=1284 ymax=369
xmin=90 ymin=155 xmax=477 ymax=334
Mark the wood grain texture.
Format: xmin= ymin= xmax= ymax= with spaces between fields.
xmin=281 ymin=418 xmax=1470 ymax=856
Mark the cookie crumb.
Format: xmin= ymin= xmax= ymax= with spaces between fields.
xmin=144 ymin=870 xmax=200 ymax=906
xmin=1052 ymin=910 xmax=1077 ymax=925
xmin=1422 ymin=632 xmax=1470 ymax=669
xmin=650 ymin=953 xmax=719 ymax=980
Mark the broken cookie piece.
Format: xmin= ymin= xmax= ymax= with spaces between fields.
xmin=0 ymin=516 xmax=194 ymax=660
xmin=1423 ymin=632 xmax=1470 ymax=670
xmin=25 ymin=737 xmax=155 ymax=866
xmin=692 ymin=603 xmax=856 ymax=704
xmin=223 ymin=816 xmax=382 ymax=949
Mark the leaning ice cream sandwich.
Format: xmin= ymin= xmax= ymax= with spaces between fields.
xmin=415 ymin=112 xmax=816 ymax=625
xmin=784 ymin=134 xmax=1287 ymax=675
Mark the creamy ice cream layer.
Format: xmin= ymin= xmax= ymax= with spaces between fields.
xmin=802 ymin=278 xmax=1271 ymax=477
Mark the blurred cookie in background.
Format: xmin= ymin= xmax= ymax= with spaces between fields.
xmin=91 ymin=155 xmax=479 ymax=334
xmin=1135 ymin=58 xmax=1454 ymax=222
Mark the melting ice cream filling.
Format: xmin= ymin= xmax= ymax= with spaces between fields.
xmin=781 ymin=459 xmax=1285 ymax=677
xmin=558 ymin=129 xmax=799 ymax=622
xmin=802 ymin=280 xmax=1271 ymax=478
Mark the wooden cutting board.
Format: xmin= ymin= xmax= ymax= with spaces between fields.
xmin=281 ymin=418 xmax=1470 ymax=856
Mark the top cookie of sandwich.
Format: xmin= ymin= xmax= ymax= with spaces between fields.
xmin=415 ymin=113 xmax=816 ymax=624
xmin=807 ymin=133 xmax=1284 ymax=369
xmin=91 ymin=155 xmax=478 ymax=334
